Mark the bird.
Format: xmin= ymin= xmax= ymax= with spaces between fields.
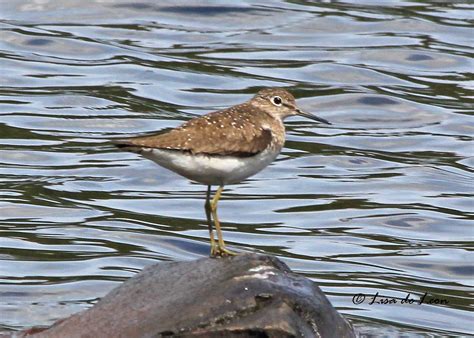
xmin=114 ymin=88 xmax=330 ymax=257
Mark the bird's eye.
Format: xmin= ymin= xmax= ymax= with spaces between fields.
xmin=272 ymin=96 xmax=282 ymax=106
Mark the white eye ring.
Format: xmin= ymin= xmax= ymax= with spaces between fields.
xmin=271 ymin=96 xmax=282 ymax=106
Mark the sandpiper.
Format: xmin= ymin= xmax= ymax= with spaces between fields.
xmin=114 ymin=88 xmax=330 ymax=257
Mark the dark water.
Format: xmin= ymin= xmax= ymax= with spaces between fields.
xmin=1 ymin=0 xmax=473 ymax=336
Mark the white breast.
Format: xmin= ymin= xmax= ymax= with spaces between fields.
xmin=138 ymin=146 xmax=281 ymax=186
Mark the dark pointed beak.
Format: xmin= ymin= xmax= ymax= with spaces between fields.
xmin=296 ymin=108 xmax=331 ymax=125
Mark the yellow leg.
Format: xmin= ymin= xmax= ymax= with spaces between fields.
xmin=209 ymin=185 xmax=237 ymax=257
xmin=204 ymin=185 xmax=217 ymax=256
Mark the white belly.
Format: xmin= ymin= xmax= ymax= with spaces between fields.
xmin=138 ymin=147 xmax=281 ymax=186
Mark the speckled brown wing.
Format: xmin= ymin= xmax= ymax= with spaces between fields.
xmin=114 ymin=103 xmax=274 ymax=157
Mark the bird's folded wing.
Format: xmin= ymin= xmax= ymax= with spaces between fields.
xmin=114 ymin=110 xmax=273 ymax=157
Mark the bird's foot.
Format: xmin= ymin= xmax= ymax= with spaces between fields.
xmin=210 ymin=245 xmax=238 ymax=258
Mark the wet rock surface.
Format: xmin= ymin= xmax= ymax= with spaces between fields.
xmin=4 ymin=254 xmax=355 ymax=337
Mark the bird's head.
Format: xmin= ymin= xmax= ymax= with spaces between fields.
xmin=251 ymin=88 xmax=331 ymax=125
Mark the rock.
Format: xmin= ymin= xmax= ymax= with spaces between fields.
xmin=5 ymin=254 xmax=355 ymax=338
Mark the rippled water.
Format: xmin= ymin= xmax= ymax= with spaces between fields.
xmin=1 ymin=0 xmax=473 ymax=336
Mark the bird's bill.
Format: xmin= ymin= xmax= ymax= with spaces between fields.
xmin=296 ymin=109 xmax=331 ymax=125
